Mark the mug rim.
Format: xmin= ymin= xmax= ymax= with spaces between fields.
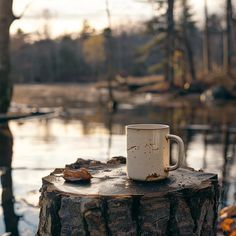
xmin=126 ymin=124 xmax=169 ymax=130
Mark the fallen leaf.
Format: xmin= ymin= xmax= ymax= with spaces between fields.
xmin=219 ymin=218 xmax=234 ymax=232
xmin=220 ymin=206 xmax=236 ymax=219
xmin=230 ymin=231 xmax=236 ymax=236
xmin=63 ymin=167 xmax=92 ymax=182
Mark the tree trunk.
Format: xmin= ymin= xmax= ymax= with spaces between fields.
xmin=38 ymin=158 xmax=220 ymax=236
xmin=225 ymin=0 xmax=233 ymax=75
xmin=0 ymin=0 xmax=14 ymax=113
xmin=165 ymin=0 xmax=175 ymax=86
xmin=185 ymin=37 xmax=196 ymax=81
xmin=203 ymin=0 xmax=212 ymax=74
xmin=182 ymin=0 xmax=196 ymax=81
xmin=105 ymin=0 xmax=115 ymax=106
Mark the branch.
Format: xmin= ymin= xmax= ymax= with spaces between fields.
xmin=13 ymin=1 xmax=33 ymax=20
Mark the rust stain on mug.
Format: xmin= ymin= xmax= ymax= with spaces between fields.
xmin=164 ymin=167 xmax=169 ymax=173
xmin=127 ymin=146 xmax=138 ymax=151
xmin=145 ymin=173 xmax=160 ymax=181
xmin=145 ymin=143 xmax=159 ymax=150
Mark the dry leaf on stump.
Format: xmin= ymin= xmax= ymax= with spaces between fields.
xmin=63 ymin=167 xmax=92 ymax=182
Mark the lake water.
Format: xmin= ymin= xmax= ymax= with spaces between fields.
xmin=1 ymin=84 xmax=236 ymax=235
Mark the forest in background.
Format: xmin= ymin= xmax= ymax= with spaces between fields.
xmin=10 ymin=0 xmax=236 ymax=86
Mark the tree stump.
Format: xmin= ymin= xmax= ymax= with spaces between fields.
xmin=37 ymin=157 xmax=219 ymax=236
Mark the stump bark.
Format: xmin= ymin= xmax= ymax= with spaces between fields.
xmin=37 ymin=157 xmax=219 ymax=236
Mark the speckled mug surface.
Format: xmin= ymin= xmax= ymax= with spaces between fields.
xmin=126 ymin=124 xmax=184 ymax=181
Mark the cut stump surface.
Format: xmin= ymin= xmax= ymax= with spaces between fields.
xmin=37 ymin=157 xmax=219 ymax=236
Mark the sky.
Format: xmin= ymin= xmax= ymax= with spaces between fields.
xmin=11 ymin=0 xmax=224 ymax=38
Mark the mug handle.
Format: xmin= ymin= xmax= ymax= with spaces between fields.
xmin=165 ymin=134 xmax=185 ymax=171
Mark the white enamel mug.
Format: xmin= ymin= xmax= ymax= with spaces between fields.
xmin=126 ymin=124 xmax=185 ymax=181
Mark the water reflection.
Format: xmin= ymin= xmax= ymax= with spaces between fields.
xmin=0 ymin=123 xmax=19 ymax=235
xmin=221 ymin=126 xmax=236 ymax=207
xmin=183 ymin=124 xmax=236 ymax=207
xmin=2 ymin=100 xmax=236 ymax=234
xmin=104 ymin=108 xmax=117 ymax=160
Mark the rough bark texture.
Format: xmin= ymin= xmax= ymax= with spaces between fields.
xmin=37 ymin=158 xmax=219 ymax=236
xmin=0 ymin=0 xmax=15 ymax=113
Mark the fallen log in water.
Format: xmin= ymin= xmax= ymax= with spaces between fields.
xmin=0 ymin=111 xmax=59 ymax=123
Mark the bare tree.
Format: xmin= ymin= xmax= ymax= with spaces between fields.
xmin=0 ymin=0 xmax=16 ymax=113
xmin=165 ymin=0 xmax=175 ymax=85
xmin=203 ymin=0 xmax=212 ymax=73
xmin=181 ymin=0 xmax=196 ymax=81
xmin=104 ymin=0 xmax=116 ymax=109
xmin=0 ymin=1 xmax=31 ymax=113
xmin=225 ymin=0 xmax=234 ymax=75
xmin=42 ymin=9 xmax=52 ymax=39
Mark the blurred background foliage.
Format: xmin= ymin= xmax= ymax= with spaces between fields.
xmin=8 ymin=0 xmax=235 ymax=86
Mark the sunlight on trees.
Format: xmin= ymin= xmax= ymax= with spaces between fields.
xmin=82 ymin=35 xmax=106 ymax=68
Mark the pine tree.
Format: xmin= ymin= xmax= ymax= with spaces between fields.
xmin=138 ymin=0 xmax=176 ymax=86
